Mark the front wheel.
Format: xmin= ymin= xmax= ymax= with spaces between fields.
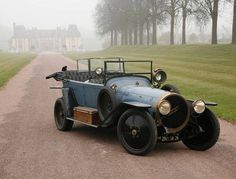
xmin=182 ymin=109 xmax=220 ymax=151
xmin=117 ymin=109 xmax=157 ymax=155
xmin=54 ymin=98 xmax=74 ymax=131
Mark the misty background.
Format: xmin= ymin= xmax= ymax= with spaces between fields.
xmin=0 ymin=0 xmax=101 ymax=51
xmin=0 ymin=0 xmax=234 ymax=51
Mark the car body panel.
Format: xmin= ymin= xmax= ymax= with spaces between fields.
xmin=122 ymin=101 xmax=152 ymax=108
xmin=116 ymin=85 xmax=171 ymax=110
xmin=106 ymin=76 xmax=151 ymax=88
xmin=63 ymin=80 xmax=103 ymax=108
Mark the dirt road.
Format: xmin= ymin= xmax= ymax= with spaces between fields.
xmin=0 ymin=53 xmax=236 ymax=179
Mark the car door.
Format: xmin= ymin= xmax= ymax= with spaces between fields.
xmin=64 ymin=80 xmax=104 ymax=108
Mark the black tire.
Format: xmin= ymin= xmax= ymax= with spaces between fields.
xmin=54 ymin=98 xmax=74 ymax=131
xmin=161 ymin=84 xmax=180 ymax=94
xmin=117 ymin=109 xmax=157 ymax=155
xmin=97 ymin=87 xmax=117 ymax=126
xmin=182 ymin=108 xmax=220 ymax=151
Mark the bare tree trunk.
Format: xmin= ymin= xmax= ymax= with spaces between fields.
xmin=170 ymin=13 xmax=175 ymax=45
xmin=121 ymin=30 xmax=124 ymax=46
xmin=182 ymin=5 xmax=187 ymax=45
xmin=114 ymin=30 xmax=118 ymax=46
xmin=152 ymin=17 xmax=157 ymax=45
xmin=151 ymin=0 xmax=157 ymax=45
xmin=139 ymin=23 xmax=144 ymax=45
xmin=232 ymin=0 xmax=236 ymax=44
xmin=125 ymin=29 xmax=128 ymax=45
xmin=134 ymin=24 xmax=138 ymax=45
xmin=211 ymin=0 xmax=219 ymax=44
xmin=110 ymin=30 xmax=114 ymax=46
xmin=146 ymin=21 xmax=150 ymax=45
xmin=129 ymin=28 xmax=133 ymax=45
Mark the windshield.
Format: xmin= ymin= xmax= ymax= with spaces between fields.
xmin=105 ymin=60 xmax=152 ymax=78
xmin=77 ymin=58 xmax=153 ymax=81
xmin=77 ymin=57 xmax=124 ymax=72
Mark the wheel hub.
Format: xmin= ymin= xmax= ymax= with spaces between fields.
xmin=131 ymin=129 xmax=138 ymax=136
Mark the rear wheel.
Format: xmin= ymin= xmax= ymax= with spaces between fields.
xmin=54 ymin=98 xmax=74 ymax=131
xmin=182 ymin=109 xmax=220 ymax=151
xmin=117 ymin=109 xmax=157 ymax=155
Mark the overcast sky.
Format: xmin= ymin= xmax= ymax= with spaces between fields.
xmin=0 ymin=0 xmax=100 ymax=29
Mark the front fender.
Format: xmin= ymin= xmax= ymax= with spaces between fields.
xmin=187 ymin=99 xmax=218 ymax=106
xmin=122 ymin=101 xmax=152 ymax=108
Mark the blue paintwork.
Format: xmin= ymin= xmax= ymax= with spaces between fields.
xmin=116 ymin=86 xmax=170 ymax=110
xmin=122 ymin=101 xmax=152 ymax=108
xmin=63 ymin=76 xmax=171 ymax=111
xmin=63 ymin=80 xmax=103 ymax=108
xmin=106 ymin=76 xmax=151 ymax=88
xmin=106 ymin=76 xmax=170 ymax=110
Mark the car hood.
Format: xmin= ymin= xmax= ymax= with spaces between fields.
xmin=116 ymin=86 xmax=171 ymax=108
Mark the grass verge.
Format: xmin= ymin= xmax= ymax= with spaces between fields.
xmin=0 ymin=53 xmax=36 ymax=87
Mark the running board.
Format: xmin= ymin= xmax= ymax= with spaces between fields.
xmin=67 ymin=117 xmax=99 ymax=128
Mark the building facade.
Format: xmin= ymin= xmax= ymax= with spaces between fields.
xmin=9 ymin=24 xmax=80 ymax=52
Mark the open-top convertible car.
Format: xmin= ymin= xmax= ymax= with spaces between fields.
xmin=46 ymin=57 xmax=220 ymax=155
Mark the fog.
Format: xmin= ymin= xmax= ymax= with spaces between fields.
xmin=0 ymin=0 xmax=101 ymax=51
xmin=0 ymin=0 xmax=234 ymax=51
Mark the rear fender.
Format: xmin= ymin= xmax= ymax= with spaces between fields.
xmin=62 ymin=88 xmax=77 ymax=117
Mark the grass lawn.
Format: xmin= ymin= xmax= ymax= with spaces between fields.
xmin=0 ymin=52 xmax=36 ymax=87
xmin=65 ymin=45 xmax=236 ymax=122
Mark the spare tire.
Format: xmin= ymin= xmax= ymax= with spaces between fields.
xmin=97 ymin=87 xmax=118 ymax=126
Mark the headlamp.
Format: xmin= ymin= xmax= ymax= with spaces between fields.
xmin=193 ymin=100 xmax=205 ymax=114
xmin=95 ymin=67 xmax=103 ymax=75
xmin=159 ymin=100 xmax=171 ymax=115
xmin=153 ymin=69 xmax=167 ymax=84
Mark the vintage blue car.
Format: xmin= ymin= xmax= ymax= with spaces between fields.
xmin=46 ymin=57 xmax=220 ymax=155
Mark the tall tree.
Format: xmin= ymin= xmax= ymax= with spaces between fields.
xmin=95 ymin=2 xmax=112 ymax=44
xmin=151 ymin=0 xmax=158 ymax=44
xmin=195 ymin=0 xmax=220 ymax=44
xmin=181 ymin=0 xmax=196 ymax=44
xmin=137 ymin=0 xmax=148 ymax=45
xmin=110 ymin=30 xmax=114 ymax=46
xmin=95 ymin=0 xmax=119 ymax=46
xmin=233 ymin=0 xmax=236 ymax=44
xmin=118 ymin=0 xmax=132 ymax=46
xmin=149 ymin=0 xmax=166 ymax=45
xmin=146 ymin=19 xmax=151 ymax=45
xmin=181 ymin=0 xmax=188 ymax=44
xmin=211 ymin=0 xmax=219 ymax=44
xmin=166 ymin=0 xmax=181 ymax=45
xmin=132 ymin=0 xmax=139 ymax=45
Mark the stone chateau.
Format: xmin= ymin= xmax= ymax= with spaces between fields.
xmin=9 ymin=24 xmax=81 ymax=52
